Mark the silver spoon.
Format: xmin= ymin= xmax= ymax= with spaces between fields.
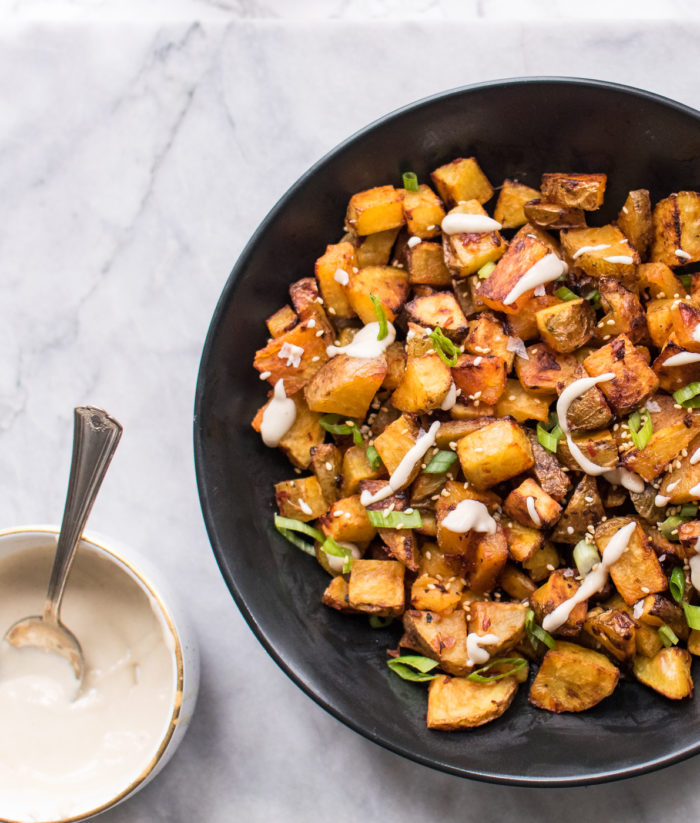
xmin=3 ymin=406 xmax=122 ymax=684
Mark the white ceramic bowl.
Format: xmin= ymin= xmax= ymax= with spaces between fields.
xmin=0 ymin=525 xmax=200 ymax=823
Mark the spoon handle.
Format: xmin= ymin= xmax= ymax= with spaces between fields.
xmin=44 ymin=407 xmax=123 ymax=623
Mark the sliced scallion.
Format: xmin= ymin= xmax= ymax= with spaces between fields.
xmin=658 ymin=624 xmax=679 ymax=648
xmin=422 ymin=449 xmax=458 ymax=474
xmin=673 ymin=382 xmax=700 ymax=408
xmin=402 ymin=171 xmax=419 ymax=192
xmin=525 ymin=608 xmax=556 ymax=651
xmin=319 ymin=413 xmax=364 ymax=446
xmin=628 ymin=410 xmax=653 ymax=450
xmin=585 ymin=288 xmax=601 ymax=309
xmin=660 ymin=515 xmax=684 ymax=541
xmin=679 ymin=273 xmax=693 ymax=291
xmin=320 ymin=536 xmax=355 ymax=573
xmin=680 ymin=504 xmax=698 ymax=518
xmin=573 ymin=540 xmax=601 ymax=577
xmin=369 ymin=615 xmax=394 ymax=629
xmin=555 ymin=285 xmax=579 ymax=302
xmin=669 ymin=566 xmax=685 ymax=604
xmin=273 ymin=515 xmax=353 ymax=571
xmin=369 ymin=292 xmax=388 ymax=340
xmin=683 ymin=602 xmax=700 ymax=630
xmin=429 ymin=326 xmax=460 ymax=367
xmin=387 ymin=655 xmax=438 ymax=682
xmin=466 ymin=657 xmax=527 ymax=683
xmin=536 ymin=413 xmax=563 ymax=454
xmin=477 ymin=261 xmax=496 ymax=279
xmin=367 ymin=509 xmax=423 ymax=530
xmin=366 ymin=444 xmax=382 ymax=471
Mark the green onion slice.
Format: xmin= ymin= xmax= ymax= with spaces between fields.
xmin=477 ymin=261 xmax=496 ymax=280
xmin=273 ymin=515 xmax=353 ymax=572
xmin=683 ymin=602 xmax=700 ymax=630
xmin=367 ymin=509 xmax=423 ymax=530
xmin=669 ymin=566 xmax=685 ymax=604
xmin=466 ymin=657 xmax=527 ymax=683
xmin=660 ymin=515 xmax=684 ymax=541
xmin=536 ymin=422 xmax=563 ymax=453
xmin=573 ymin=540 xmax=601 ymax=577
xmin=369 ymin=292 xmax=388 ymax=340
xmin=366 ymin=444 xmax=382 ymax=471
xmin=319 ymin=413 xmax=364 ymax=446
xmin=429 ymin=326 xmax=460 ymax=367
xmin=387 ymin=655 xmax=438 ymax=682
xmin=525 ymin=608 xmax=556 ymax=651
xmin=679 ymin=273 xmax=693 ymax=291
xmin=555 ymin=285 xmax=579 ymax=301
xmin=585 ymin=288 xmax=601 ymax=309
xmin=369 ymin=616 xmax=394 ymax=629
xmin=423 ymin=449 xmax=458 ymax=474
xmin=402 ymin=171 xmax=419 ymax=192
xmin=628 ymin=410 xmax=653 ymax=450
xmin=658 ymin=624 xmax=679 ymax=648
xmin=673 ymin=382 xmax=700 ymax=407
xmin=680 ymin=504 xmax=698 ymax=518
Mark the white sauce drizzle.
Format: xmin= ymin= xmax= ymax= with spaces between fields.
xmin=326 ymin=542 xmax=361 ymax=574
xmin=503 ymin=254 xmax=568 ymax=306
xmin=542 ymin=521 xmax=637 ymax=633
xmin=407 ymin=236 xmax=422 ymax=248
xmin=533 ymin=284 xmax=546 ymax=297
xmin=506 ymin=336 xmax=529 ymax=359
xmin=633 ymin=599 xmax=645 ymax=619
xmin=572 ymin=243 xmax=610 ymax=259
xmin=667 ymin=479 xmax=681 ymax=492
xmin=441 ymin=500 xmax=497 ymax=534
xmin=662 ymin=351 xmax=700 ymax=367
xmin=277 ymin=341 xmax=304 ymax=368
xmin=360 ymin=421 xmax=441 ymax=506
xmin=466 ymin=632 xmax=500 ymax=667
xmin=326 ymin=321 xmax=396 ymax=359
xmin=603 ymin=468 xmax=645 ymax=494
xmin=645 ymin=398 xmax=661 ymax=412
xmin=526 ymin=496 xmax=542 ymax=527
xmin=441 ymin=213 xmax=502 ymax=235
xmin=689 ymin=481 xmax=700 ymax=497
xmin=260 ymin=380 xmax=297 ymax=447
xmin=654 ymin=494 xmax=671 ymax=507
xmin=334 ymin=268 xmax=350 ymax=285
xmin=675 ymin=249 xmax=692 ymax=261
xmin=440 ymin=382 xmax=458 ymax=411
xmin=556 ymin=373 xmax=616 ymax=475
xmin=603 ymin=255 xmax=634 ymax=264
xmin=298 ymin=499 xmax=312 ymax=515
xmin=690 ymin=446 xmax=700 ymax=465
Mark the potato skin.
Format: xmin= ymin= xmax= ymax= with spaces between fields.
xmin=427 ymin=675 xmax=519 ymax=730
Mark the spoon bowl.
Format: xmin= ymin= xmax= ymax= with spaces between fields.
xmin=5 ymin=612 xmax=84 ymax=682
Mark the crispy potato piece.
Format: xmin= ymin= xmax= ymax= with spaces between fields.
xmin=431 ymin=157 xmax=494 ymax=207
xmin=556 ymin=429 xmax=618 ymax=472
xmin=523 ymin=199 xmax=586 ymax=229
xmin=254 ymin=320 xmax=330 ymax=394
xmin=468 ymin=526 xmax=509 ymax=593
xmin=689 ymin=630 xmax=700 ymax=656
xmin=530 ymin=570 xmax=586 ymax=638
xmin=402 ymin=609 xmax=469 ymax=674
xmin=558 ymin=366 xmax=613 ymax=432
xmin=406 ymin=241 xmax=452 ymax=286
xmin=560 ymin=225 xmax=639 ymax=284
xmin=496 ymin=380 xmax=553 ymax=424
xmin=638 ymin=262 xmax=686 ymax=300
xmin=410 ymin=574 xmax=463 ymax=613
xmin=670 ymin=298 xmax=700 ymax=352
xmin=401 ymin=184 xmax=445 ymax=238
xmin=347 ymin=559 xmax=405 ymax=616
xmin=315 ymin=242 xmax=357 ymax=319
xmin=504 ymin=478 xmax=562 ymax=529
xmin=536 ymin=298 xmax=596 ymax=353
xmin=584 ymin=607 xmax=636 ymax=663
xmin=457 ymin=419 xmax=534 ymax=490
xmin=275 ymin=475 xmax=328 ymax=522
xmin=289 ymin=277 xmax=336 ymax=337
xmin=346 ymin=185 xmax=404 ymax=236
xmin=494 ymin=180 xmax=541 ymax=229
xmin=595 ymin=517 xmax=666 ymax=605
xmin=646 ymin=298 xmax=675 ymax=348
xmin=507 ymin=294 xmax=562 ymax=341
xmin=503 ymin=520 xmax=543 ymax=563
xmin=404 ymin=292 xmax=467 ymax=337
xmin=551 ymin=476 xmax=604 ymax=544
xmin=353 ymin=227 xmax=400 ymax=267
xmin=346 ymin=265 xmax=409 ymax=324
xmin=451 ymin=353 xmax=507 ymax=406
xmin=435 ymin=481 xmax=500 ymax=557
xmin=361 ymin=482 xmax=420 ymax=570
xmin=468 ymin=601 xmax=528 ymax=655
xmin=322 ymin=576 xmax=361 ymax=612
xmin=392 ymin=351 xmax=452 ymax=413
xmin=373 ymin=414 xmax=419 ymax=475
xmin=515 ymin=343 xmax=578 ymax=395
xmin=522 ymin=542 xmax=560 ymax=583
xmin=596 ymin=278 xmax=647 ymax=344
xmin=319 ymin=495 xmax=376 ymax=543
xmin=381 ymin=341 xmax=406 ymax=390
xmin=525 ymin=430 xmax=571 ymax=502
xmin=651 ymin=191 xmax=700 ymax=267
xmin=310 ymin=443 xmax=342 ymax=504
xmin=435 ymin=417 xmax=494 ymax=449
xmin=501 ymin=563 xmax=537 ymax=600
xmin=657 ymin=436 xmax=700 ymax=504
xmin=529 ymin=641 xmax=620 ymax=713
xmin=635 ymin=594 xmax=689 ymax=641
xmin=441 ymin=201 xmax=506 ymax=276
xmin=541 ymin=173 xmax=607 ymax=210
xmin=653 ymin=339 xmax=700 ymax=393
xmin=633 ymin=647 xmax=693 ymax=699
xmin=266 ymin=304 xmax=298 ymax=338
xmin=427 ymin=674 xmax=518 ymax=730
xmin=583 ymin=334 xmax=659 ymax=416
xmin=251 ymin=393 xmax=324 ymax=469
xmin=304 ymin=354 xmax=387 ymax=418
xmin=616 ymin=189 xmax=652 ymax=258
xmin=340 ymin=445 xmax=383 ymax=496
xmin=463 ymin=311 xmax=514 ymax=369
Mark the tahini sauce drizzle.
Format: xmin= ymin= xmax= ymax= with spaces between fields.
xmin=503 ymin=254 xmax=568 ymax=306
xmin=662 ymin=351 xmax=700 ymax=367
xmin=441 ymin=213 xmax=502 ymax=234
xmin=440 ymin=382 xmax=458 ymax=411
xmin=526 ymin=496 xmax=542 ymax=527
xmin=326 ymin=321 xmax=396 ymax=359
xmin=260 ymin=379 xmax=297 ymax=447
xmin=466 ymin=633 xmax=500 ymax=667
xmin=441 ymin=500 xmax=497 ymax=534
xmin=556 ymin=373 xmax=616 ymax=475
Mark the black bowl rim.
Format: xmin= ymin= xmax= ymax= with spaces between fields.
xmin=194 ymin=75 xmax=700 ymax=787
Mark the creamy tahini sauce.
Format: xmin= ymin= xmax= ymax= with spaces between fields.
xmin=572 ymin=244 xmax=609 ymax=259
xmin=360 ymin=421 xmax=440 ymax=506
xmin=440 ymin=382 xmax=458 ymax=411
xmin=675 ymin=249 xmax=692 ymax=261
xmin=441 ymin=500 xmax=496 ymax=534
xmin=0 ymin=544 xmax=176 ymax=822
xmin=503 ymin=253 xmax=567 ymax=306
xmin=556 ymin=373 xmax=615 ymax=475
xmin=526 ymin=496 xmax=542 ymax=527
xmin=260 ymin=379 xmax=297 ymax=447
xmin=542 ymin=520 xmax=637 ymax=633
xmin=326 ymin=541 xmax=361 ymax=574
xmin=689 ymin=481 xmax=700 ymax=497
xmin=441 ymin=213 xmax=501 ymax=235
xmin=690 ymin=446 xmax=700 ymax=465
xmin=603 ymin=467 xmax=645 ymax=494
xmin=466 ymin=632 xmax=499 ymax=667
xmin=603 ymin=255 xmax=634 ymax=264
xmin=326 ymin=321 xmax=396 ymax=359
xmin=663 ymin=351 xmax=700 ymax=367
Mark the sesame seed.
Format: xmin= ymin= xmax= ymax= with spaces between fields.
xmin=567 ymin=526 xmax=574 ymax=534
xmin=333 ymin=510 xmax=344 ymax=517
xmin=325 ymin=461 xmax=333 ymax=471
xmin=641 ymin=586 xmax=650 ymax=593
xmin=546 ymin=563 xmax=555 ymax=571
xmin=312 ymin=355 xmax=320 ymax=362
xmin=328 ymin=306 xmax=336 ymax=315
xmin=315 ymin=330 xmax=324 ymax=337
xmin=259 ymin=371 xmax=271 ymax=380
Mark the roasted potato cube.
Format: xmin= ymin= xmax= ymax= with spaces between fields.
xmin=495 ymin=380 xmax=553 ymax=424
xmin=523 ymin=199 xmax=586 ymax=229
xmin=274 ymin=475 xmax=328 ymax=522
xmin=289 ymin=277 xmax=336 ymax=336
xmin=670 ymin=298 xmax=700 ymax=351
xmin=646 ymin=298 xmax=675 ymax=348
xmin=651 ymin=191 xmax=700 ymax=267
xmin=522 ymin=542 xmax=560 ymax=583
xmin=435 ymin=481 xmax=500 ymax=557
xmin=560 ymin=225 xmax=639 ymax=284
xmin=304 ymin=354 xmax=387 ymax=418
xmin=584 ymin=607 xmax=637 ymax=663
xmin=427 ymin=674 xmax=518 ymax=730
xmin=551 ymin=476 xmax=604 ymax=544
xmin=402 ymin=609 xmax=468 ymax=674
xmin=340 ymin=445 xmax=383 ymax=496
xmin=435 ymin=418 xmax=493 ymax=449
xmin=638 ymin=262 xmax=686 ymax=300
xmin=410 ymin=574 xmax=463 ymax=613
xmin=319 ymin=495 xmax=377 ymax=543
xmin=503 ymin=519 xmax=543 ymax=563
xmin=468 ymin=526 xmax=509 ymax=594
xmin=689 ymin=630 xmax=700 ymax=656
xmin=633 ymin=647 xmax=693 ymax=699
xmin=381 ymin=341 xmax=406 ymax=390
xmin=515 ymin=343 xmax=578 ymax=395
xmin=451 ymin=353 xmax=507 ymax=406
xmin=251 ymin=393 xmax=324 ymax=469
xmin=406 ymin=241 xmax=452 ymax=286
xmin=636 ymin=622 xmax=665 ymax=659
xmin=254 ymin=320 xmax=330 ymax=394
xmin=463 ymin=311 xmax=514 ymax=369
xmin=541 ymin=172 xmax=607 ymax=211
xmin=529 ymin=641 xmax=620 ymax=713
xmin=525 ymin=430 xmax=571 ymax=503
xmin=530 ymin=570 xmax=586 ymax=638
xmin=431 ymin=156 xmax=494 ymax=207
xmin=653 ymin=340 xmax=700 ymax=393
xmin=391 ymin=351 xmax=452 ymax=413
xmin=402 ymin=184 xmax=445 ymax=238
xmin=500 ymin=563 xmax=537 ymax=600
xmin=418 ymin=542 xmax=467 ymax=579
xmin=596 ymin=278 xmax=647 ymax=344
xmin=583 ymin=334 xmax=659 ymax=416
xmin=616 ymin=189 xmax=652 ymax=258
xmin=441 ymin=201 xmax=506 ymax=276
xmin=457 ymin=419 xmax=534 ymax=490
xmin=404 ymin=292 xmax=467 ymax=337
xmin=558 ymin=367 xmax=613 ymax=433
xmin=657 ymin=438 xmax=700 ymax=504
xmin=346 ymin=265 xmax=409 ymax=324
xmin=468 ymin=602 xmax=528 ymax=657
xmin=354 ymin=227 xmax=400 ymax=267
xmin=507 ymin=293 xmax=562 ymax=342
xmin=634 ymin=594 xmax=689 ymax=641
xmin=556 ymin=429 xmax=618 ymax=473
xmin=310 ymin=443 xmax=342 ymax=504
xmin=347 ymin=559 xmax=404 ymax=616
xmin=595 ymin=518 xmax=666 ymax=605
xmin=504 ymin=478 xmax=562 ymax=530
xmin=314 ymin=242 xmax=357 ymax=319
xmin=346 ymin=185 xmax=404 ymax=236
xmin=266 ymin=304 xmax=297 ymax=338
xmin=322 ymin=576 xmax=360 ymax=613
xmin=494 ymin=179 xmax=541 ymax=229
xmin=536 ymin=298 xmax=596 ymax=353
xmin=373 ymin=414 xmax=419 ymax=476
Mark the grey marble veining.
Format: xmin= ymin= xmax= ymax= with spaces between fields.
xmin=2 ymin=16 xmax=700 ymax=823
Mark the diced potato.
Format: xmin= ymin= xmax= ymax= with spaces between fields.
xmin=560 ymin=225 xmax=639 ymax=284
xmin=319 ymin=495 xmax=377 ymax=543
xmin=410 ymin=574 xmax=463 ymax=613
xmin=504 ymin=478 xmax=562 ymax=530
xmin=494 ymin=179 xmax=541 ymax=229
xmin=670 ymin=298 xmax=700 ymax=351
xmin=427 ymin=674 xmax=518 ymax=730
xmin=401 ymin=184 xmax=445 ymax=238
xmin=468 ymin=526 xmax=509 ymax=593
xmin=381 ymin=341 xmax=406 ymax=390
xmin=525 ymin=430 xmax=571 ymax=502
xmin=373 ymin=414 xmax=419 ymax=475
xmin=289 ymin=277 xmax=336 ymax=336
xmin=304 ymin=354 xmax=387 ymax=418
xmin=274 ymin=475 xmax=328 ymax=522
xmin=515 ymin=343 xmax=578 ymax=395
xmin=500 ymin=563 xmax=537 ymax=600
xmin=651 ymin=191 xmax=700 ymax=267
xmin=583 ymin=333 xmax=659 ymax=416
xmin=340 ymin=445 xmax=383 ymax=496
xmin=392 ymin=351 xmax=452 ymax=413
xmin=466 ymin=602 xmax=528 ymax=659
xmin=507 ymin=294 xmax=562 ymax=341
xmin=347 ymin=559 xmax=405 ymax=616
xmin=503 ymin=519 xmax=543 ymax=563
xmin=254 ymin=320 xmax=330 ymax=394
xmin=457 ymin=419 xmax=534 ymax=490
xmin=402 ymin=609 xmax=468 ymax=674
xmin=536 ymin=298 xmax=596 ymax=353
xmin=418 ymin=542 xmax=467 ymax=579
xmin=322 ymin=576 xmax=360 ymax=613
xmin=657 ymin=437 xmax=700 ymax=504
xmin=406 ymin=241 xmax=452 ymax=286
xmin=441 ymin=201 xmax=506 ymax=276
xmin=522 ymin=542 xmax=560 ymax=582
xmin=558 ymin=367 xmax=613 ymax=432
xmin=653 ymin=340 xmax=700 ymax=393
xmin=530 ymin=570 xmax=586 ymax=638
xmin=309 ymin=443 xmax=342 ymax=504
xmin=523 ymin=199 xmax=586 ymax=229
xmin=354 ymin=227 xmax=400 ymax=267
xmin=404 ymin=292 xmax=467 ymax=337
xmin=251 ymin=393 xmax=324 ymax=469
xmin=315 ymin=242 xmax=357 ymax=319
xmin=266 ymin=304 xmax=297 ymax=338
xmin=689 ymin=630 xmax=700 ymax=656
xmin=529 ymin=641 xmax=620 ymax=713
xmin=463 ymin=311 xmax=514 ymax=369
xmin=636 ymin=622 xmax=665 ymax=658
xmin=584 ymin=607 xmax=637 ymax=663
xmin=451 ymin=353 xmax=507 ymax=406
xmin=430 ymin=157 xmax=494 ymax=207
xmin=346 ymin=265 xmax=409 ymax=324
xmin=551 ymin=476 xmax=604 ymax=544
xmin=495 ymin=380 xmax=553 ymax=424
xmin=450 ymin=399 xmax=496 ymax=419
xmin=616 ymin=189 xmax=652 ymax=258
xmin=435 ymin=418 xmax=493 ymax=449
xmin=596 ymin=278 xmax=647 ymax=345
xmin=541 ymin=172 xmax=607 ymax=211
xmin=634 ymin=594 xmax=689 ymax=641
xmin=638 ymin=262 xmax=686 ymax=300
xmin=633 ymin=647 xmax=693 ymax=699
xmin=346 ymin=185 xmax=404 ymax=236
xmin=435 ymin=481 xmax=500 ymax=557
xmin=556 ymin=429 xmax=618 ymax=473
xmin=646 ymin=298 xmax=675 ymax=348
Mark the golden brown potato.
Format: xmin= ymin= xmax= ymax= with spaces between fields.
xmin=646 ymin=298 xmax=675 ymax=348
xmin=340 ymin=445 xmax=384 ymax=496
xmin=468 ymin=601 xmax=528 ymax=656
xmin=503 ymin=478 xmax=562 ymax=529
xmin=309 ymin=443 xmax=342 ymax=504
xmin=354 ymin=227 xmax=400 ymax=267
xmin=633 ymin=647 xmax=694 ymax=699
xmin=266 ymin=304 xmax=298 ymax=338
xmin=556 ymin=429 xmax=618 ymax=473
xmin=251 ymin=393 xmax=324 ymax=469
xmin=463 ymin=311 xmax=514 ymax=369
xmin=541 ymin=172 xmax=607 ymax=210
xmin=560 ymin=225 xmax=639 ymax=284
xmin=634 ymin=594 xmax=689 ymax=641
xmin=506 ymin=293 xmax=562 ymax=341
xmin=402 ymin=609 xmax=469 ymax=674
xmin=410 ymin=573 xmax=463 ymax=613
xmin=503 ymin=519 xmax=543 ymax=564
xmin=254 ymin=320 xmax=330 ymax=395
xmin=583 ymin=334 xmax=659 ymax=416
xmin=457 ymin=418 xmax=534 ymax=490
xmin=441 ymin=201 xmax=506 ymax=276
xmin=391 ymin=351 xmax=452 ymax=413
xmin=522 ymin=542 xmax=560 ymax=583
xmin=427 ymin=674 xmax=519 ymax=729
xmin=404 ymin=292 xmax=468 ymax=337
xmin=468 ymin=526 xmax=509 ymax=593
xmin=495 ymin=380 xmax=553 ymax=424
xmin=616 ymin=189 xmax=652 ymax=258
xmin=401 ymin=184 xmax=445 ymax=238
xmin=451 ymin=353 xmax=507 ymax=406
xmin=530 ymin=570 xmax=587 ymax=638
xmin=515 ymin=343 xmax=578 ymax=395
xmin=653 ymin=339 xmax=700 ymax=393
xmin=494 ymin=179 xmax=541 ymax=229
xmin=529 ymin=641 xmax=620 ymax=713
xmin=322 ymin=576 xmax=360 ymax=613
xmin=274 ymin=475 xmax=328 ymax=522
xmin=536 ymin=298 xmax=596 ymax=353
xmin=596 ymin=278 xmax=647 ymax=345
xmin=638 ymin=261 xmax=686 ymax=300
xmin=523 ymin=199 xmax=586 ymax=229
xmin=319 ymin=495 xmax=377 ymax=543
xmin=669 ymin=298 xmax=700 ymax=351
xmin=346 ymin=185 xmax=405 ymax=236
xmin=525 ymin=430 xmax=571 ymax=502
xmin=373 ymin=414 xmax=419 ymax=476
xmin=406 ymin=241 xmax=452 ymax=286
xmin=304 ymin=354 xmax=387 ymax=418
xmin=558 ymin=366 xmax=613 ymax=433
xmin=651 ymin=191 xmax=700 ymax=267
xmin=431 ymin=156 xmax=494 ymax=207
xmin=346 ymin=265 xmax=410 ymax=324
xmin=500 ymin=563 xmax=537 ymax=601
xmin=347 ymin=559 xmax=405 ymax=616
xmin=584 ymin=607 xmax=637 ymax=663
xmin=551 ymin=476 xmax=604 ymax=544
xmin=314 ymin=242 xmax=357 ymax=320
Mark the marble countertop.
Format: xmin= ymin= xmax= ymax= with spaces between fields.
xmin=3 ymin=6 xmax=700 ymax=822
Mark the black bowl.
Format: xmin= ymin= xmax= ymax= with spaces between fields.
xmin=194 ymin=77 xmax=700 ymax=786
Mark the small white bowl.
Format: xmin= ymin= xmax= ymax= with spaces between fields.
xmin=0 ymin=525 xmax=200 ymax=823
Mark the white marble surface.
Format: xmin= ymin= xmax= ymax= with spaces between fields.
xmin=2 ymin=10 xmax=700 ymax=823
